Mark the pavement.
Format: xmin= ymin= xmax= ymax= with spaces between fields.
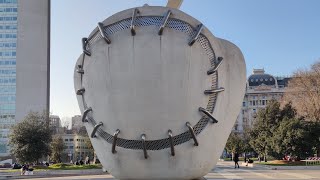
xmin=1 ymin=161 xmax=320 ymax=180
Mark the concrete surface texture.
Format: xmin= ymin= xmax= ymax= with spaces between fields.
xmin=74 ymin=5 xmax=246 ymax=180
xmin=16 ymin=0 xmax=50 ymax=122
xmin=2 ymin=161 xmax=320 ymax=179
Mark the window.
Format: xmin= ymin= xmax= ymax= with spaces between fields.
xmin=69 ymin=139 xmax=73 ymax=141
xmin=242 ymin=102 xmax=246 ymax=107
xmin=65 ymin=139 xmax=68 ymax=142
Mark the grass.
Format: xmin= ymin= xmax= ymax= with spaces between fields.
xmin=0 ymin=163 xmax=102 ymax=172
xmin=34 ymin=163 xmax=102 ymax=170
xmin=257 ymin=160 xmax=320 ymax=166
xmin=0 ymin=169 xmax=20 ymax=172
xmin=223 ymin=157 xmax=261 ymax=161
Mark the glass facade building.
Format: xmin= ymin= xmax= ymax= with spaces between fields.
xmin=0 ymin=0 xmax=50 ymax=157
xmin=0 ymin=0 xmax=17 ymax=154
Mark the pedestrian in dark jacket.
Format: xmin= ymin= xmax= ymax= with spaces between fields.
xmin=234 ymin=152 xmax=240 ymax=168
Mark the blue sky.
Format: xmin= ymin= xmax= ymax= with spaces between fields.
xmin=51 ymin=0 xmax=320 ymax=119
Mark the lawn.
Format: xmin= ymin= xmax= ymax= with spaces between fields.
xmin=223 ymin=158 xmax=320 ymax=166
xmin=34 ymin=163 xmax=102 ymax=170
xmin=257 ymin=160 xmax=320 ymax=166
xmin=223 ymin=157 xmax=261 ymax=161
xmin=1 ymin=163 xmax=102 ymax=172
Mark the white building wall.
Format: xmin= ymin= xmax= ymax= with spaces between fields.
xmin=15 ymin=0 xmax=50 ymax=122
xmin=233 ymin=82 xmax=287 ymax=133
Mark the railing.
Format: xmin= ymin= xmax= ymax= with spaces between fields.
xmin=302 ymin=157 xmax=320 ymax=166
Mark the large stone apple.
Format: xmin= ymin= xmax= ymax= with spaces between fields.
xmin=74 ymin=5 xmax=246 ymax=180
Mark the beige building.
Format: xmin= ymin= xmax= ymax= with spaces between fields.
xmin=233 ymin=69 xmax=291 ymax=133
xmin=61 ymin=133 xmax=93 ymax=162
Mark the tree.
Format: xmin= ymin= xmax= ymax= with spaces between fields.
xmin=242 ymin=128 xmax=254 ymax=161
xmin=225 ymin=132 xmax=244 ymax=154
xmin=250 ymin=100 xmax=319 ymax=160
xmin=78 ymin=126 xmax=87 ymax=136
xmin=50 ymin=135 xmax=65 ymax=163
xmin=249 ymin=100 xmax=282 ymax=161
xmin=282 ymin=61 xmax=320 ymax=122
xmin=305 ymin=121 xmax=320 ymax=157
xmin=9 ymin=111 xmax=52 ymax=164
xmin=272 ymin=118 xmax=313 ymax=160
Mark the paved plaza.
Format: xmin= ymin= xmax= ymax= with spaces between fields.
xmin=3 ymin=161 xmax=319 ymax=180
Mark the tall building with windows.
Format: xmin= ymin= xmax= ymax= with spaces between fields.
xmin=49 ymin=115 xmax=61 ymax=134
xmin=233 ymin=69 xmax=291 ymax=133
xmin=71 ymin=115 xmax=83 ymax=132
xmin=0 ymin=0 xmax=50 ymax=157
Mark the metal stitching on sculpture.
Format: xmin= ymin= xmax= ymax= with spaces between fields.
xmin=98 ymin=22 xmax=111 ymax=44
xmin=199 ymin=107 xmax=218 ymax=123
xmin=112 ymin=129 xmax=120 ymax=154
xmin=186 ymin=122 xmax=199 ymax=146
xmin=82 ymin=107 xmax=92 ymax=122
xmin=141 ymin=134 xmax=148 ymax=159
xmin=91 ymin=122 xmax=103 ymax=138
xmin=76 ymin=88 xmax=85 ymax=95
xmin=168 ymin=130 xmax=175 ymax=156
xmin=188 ymin=24 xmax=203 ymax=46
xmin=158 ymin=10 xmax=171 ymax=35
xmin=82 ymin=38 xmax=91 ymax=56
xmin=130 ymin=8 xmax=139 ymax=36
xmin=204 ymin=87 xmax=225 ymax=95
xmin=77 ymin=15 xmax=220 ymax=151
xmin=77 ymin=65 xmax=84 ymax=74
xmin=207 ymin=57 xmax=223 ymax=75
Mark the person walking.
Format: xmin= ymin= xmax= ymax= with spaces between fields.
xmin=234 ymin=152 xmax=240 ymax=168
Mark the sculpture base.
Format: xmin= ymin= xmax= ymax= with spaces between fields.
xmin=116 ymin=178 xmax=206 ymax=180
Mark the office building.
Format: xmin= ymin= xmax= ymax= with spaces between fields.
xmin=0 ymin=0 xmax=50 ymax=157
xmin=71 ymin=115 xmax=82 ymax=133
xmin=49 ymin=115 xmax=61 ymax=134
